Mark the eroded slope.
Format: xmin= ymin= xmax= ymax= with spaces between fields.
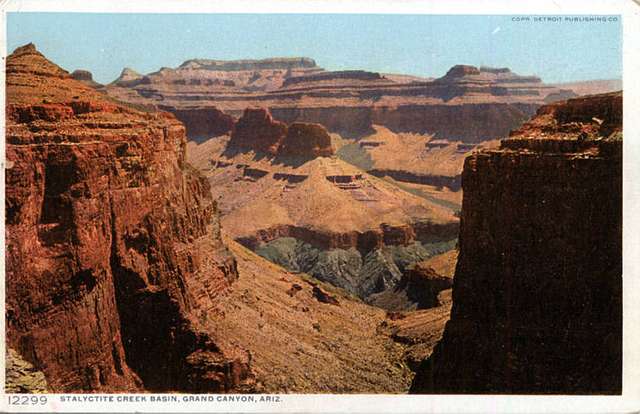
xmin=186 ymin=111 xmax=459 ymax=299
xmin=210 ymin=241 xmax=416 ymax=393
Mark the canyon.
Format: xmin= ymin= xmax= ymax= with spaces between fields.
xmin=5 ymin=43 xmax=255 ymax=393
xmin=5 ymin=42 xmax=623 ymax=396
xmin=102 ymin=57 xmax=619 ymax=207
xmin=410 ymin=91 xmax=622 ymax=394
xmin=104 ymin=60 xmax=578 ymax=142
xmin=5 ymin=43 xmax=453 ymax=394
xmin=186 ymin=108 xmax=459 ymax=300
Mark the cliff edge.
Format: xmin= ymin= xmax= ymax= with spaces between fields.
xmin=5 ymin=43 xmax=255 ymax=392
xmin=410 ymin=91 xmax=622 ymax=394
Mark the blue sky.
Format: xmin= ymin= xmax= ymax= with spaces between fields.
xmin=7 ymin=13 xmax=622 ymax=84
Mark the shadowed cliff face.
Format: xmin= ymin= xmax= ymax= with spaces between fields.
xmin=168 ymin=107 xmax=236 ymax=143
xmin=5 ymin=43 xmax=254 ymax=393
xmin=228 ymin=108 xmax=288 ymax=155
xmin=410 ymin=91 xmax=622 ymax=394
xmin=227 ymin=108 xmax=335 ymax=158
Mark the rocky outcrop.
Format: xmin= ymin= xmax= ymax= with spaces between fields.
xmin=111 ymin=67 xmax=143 ymax=87
xmin=367 ymin=261 xmax=453 ymax=311
xmin=237 ymin=222 xmax=459 ymax=253
xmin=279 ymin=122 xmax=334 ymax=157
xmin=311 ymin=286 xmax=340 ymax=305
xmin=6 ymin=348 xmax=49 ymax=393
xmin=438 ymin=65 xmax=543 ymax=84
xmin=509 ymin=90 xmax=622 ymax=138
xmin=5 ymin=44 xmax=254 ymax=393
xmin=410 ymin=91 xmax=622 ymax=394
xmin=387 ymin=263 xmax=452 ymax=308
xmin=71 ymin=69 xmax=102 ymax=88
xmin=228 ymin=108 xmax=334 ymax=158
xmin=400 ymin=263 xmax=453 ymax=308
xmin=441 ymin=65 xmax=481 ymax=78
xmin=71 ymin=69 xmax=93 ymax=81
xmin=228 ymin=107 xmax=287 ymax=155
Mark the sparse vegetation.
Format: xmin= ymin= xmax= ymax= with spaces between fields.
xmin=336 ymin=141 xmax=374 ymax=171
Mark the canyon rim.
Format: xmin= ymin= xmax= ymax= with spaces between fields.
xmin=2 ymin=8 xmax=631 ymax=413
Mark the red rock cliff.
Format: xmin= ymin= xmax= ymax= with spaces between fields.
xmin=228 ymin=107 xmax=287 ymax=155
xmin=228 ymin=107 xmax=335 ymax=158
xmin=410 ymin=92 xmax=622 ymax=394
xmin=279 ymin=122 xmax=334 ymax=157
xmin=5 ymin=43 xmax=254 ymax=392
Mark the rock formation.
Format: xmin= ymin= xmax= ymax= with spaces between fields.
xmin=279 ymin=122 xmax=334 ymax=158
xmin=5 ymin=348 xmax=49 ymax=393
xmin=410 ymin=91 xmax=622 ymax=394
xmin=228 ymin=107 xmax=287 ymax=155
xmin=71 ymin=69 xmax=102 ymax=88
xmin=368 ymin=262 xmax=453 ymax=311
xmin=380 ymin=288 xmax=453 ymax=371
xmin=179 ymin=57 xmax=318 ymax=72
xmin=227 ymin=108 xmax=334 ymax=158
xmin=111 ymin=67 xmax=143 ymax=87
xmin=441 ymin=65 xmax=481 ymax=78
xmin=169 ymin=107 xmax=235 ymax=142
xmin=5 ymin=43 xmax=254 ymax=393
xmin=187 ymin=125 xmax=459 ymax=299
xmin=104 ymin=60 xmax=578 ymax=142
xmin=401 ymin=263 xmax=453 ymax=308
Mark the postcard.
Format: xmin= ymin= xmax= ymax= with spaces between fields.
xmin=1 ymin=0 xmax=638 ymax=412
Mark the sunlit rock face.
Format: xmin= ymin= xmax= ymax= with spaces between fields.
xmin=5 ymin=43 xmax=255 ymax=393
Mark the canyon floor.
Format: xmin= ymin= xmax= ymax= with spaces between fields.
xmin=207 ymin=239 xmax=453 ymax=393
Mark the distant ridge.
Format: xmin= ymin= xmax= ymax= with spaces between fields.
xmin=552 ymin=79 xmax=622 ymax=96
xmin=178 ymin=57 xmax=318 ymax=71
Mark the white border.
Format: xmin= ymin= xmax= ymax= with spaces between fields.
xmin=1 ymin=1 xmax=638 ymax=413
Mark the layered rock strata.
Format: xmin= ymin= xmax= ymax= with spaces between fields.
xmin=105 ymin=62 xmax=576 ymax=141
xmin=238 ymin=222 xmax=458 ymax=253
xmin=279 ymin=123 xmax=334 ymax=158
xmin=187 ymin=118 xmax=458 ymax=299
xmin=5 ymin=43 xmax=254 ymax=392
xmin=410 ymin=91 xmax=622 ymax=394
